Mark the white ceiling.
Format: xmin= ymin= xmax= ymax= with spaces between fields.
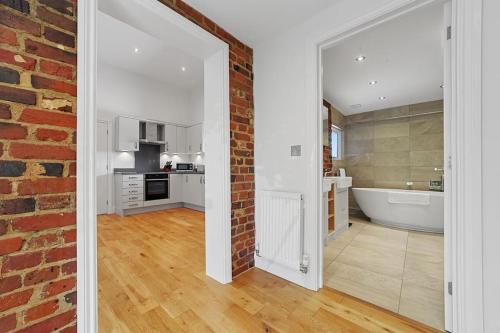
xmin=97 ymin=9 xmax=203 ymax=89
xmin=183 ymin=0 xmax=337 ymax=46
xmin=322 ymin=3 xmax=444 ymax=115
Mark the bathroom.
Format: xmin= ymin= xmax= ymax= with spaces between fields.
xmin=321 ymin=2 xmax=446 ymax=331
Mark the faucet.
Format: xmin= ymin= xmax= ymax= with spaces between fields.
xmin=429 ymin=167 xmax=444 ymax=191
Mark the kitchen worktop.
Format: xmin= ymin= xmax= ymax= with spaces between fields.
xmin=114 ymin=168 xmax=204 ymax=175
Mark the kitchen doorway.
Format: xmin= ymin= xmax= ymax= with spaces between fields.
xmin=96 ymin=120 xmax=110 ymax=215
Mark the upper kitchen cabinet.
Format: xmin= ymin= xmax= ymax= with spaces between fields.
xmin=115 ymin=116 xmax=140 ymax=151
xmin=163 ymin=124 xmax=177 ymax=153
xmin=176 ymin=126 xmax=187 ymax=153
xmin=187 ymin=124 xmax=203 ymax=153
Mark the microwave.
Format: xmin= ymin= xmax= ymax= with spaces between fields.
xmin=176 ymin=163 xmax=194 ymax=172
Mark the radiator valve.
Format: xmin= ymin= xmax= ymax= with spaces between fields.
xmin=300 ymin=254 xmax=309 ymax=274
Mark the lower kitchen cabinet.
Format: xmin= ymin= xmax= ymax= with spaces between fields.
xmin=182 ymin=174 xmax=205 ymax=208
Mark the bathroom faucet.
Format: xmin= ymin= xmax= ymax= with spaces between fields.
xmin=429 ymin=167 xmax=444 ymax=191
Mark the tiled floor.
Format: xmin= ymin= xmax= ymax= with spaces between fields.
xmin=324 ymin=218 xmax=444 ymax=330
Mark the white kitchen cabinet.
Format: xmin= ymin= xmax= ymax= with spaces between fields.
xmin=176 ymin=126 xmax=187 ymax=153
xmin=182 ymin=174 xmax=204 ymax=207
xmin=115 ymin=116 xmax=139 ymax=151
xmin=187 ymin=124 xmax=203 ymax=153
xmin=168 ymin=174 xmax=183 ymax=203
xmin=163 ymin=124 xmax=177 ymax=153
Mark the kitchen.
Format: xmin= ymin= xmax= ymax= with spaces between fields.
xmin=95 ymin=8 xmax=206 ymax=217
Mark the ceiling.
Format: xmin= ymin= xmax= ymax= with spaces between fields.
xmin=322 ymin=3 xmax=444 ymax=115
xmin=183 ymin=0 xmax=336 ymax=46
xmin=97 ymin=9 xmax=203 ymax=89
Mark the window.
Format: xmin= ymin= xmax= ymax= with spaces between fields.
xmin=331 ymin=126 xmax=343 ymax=160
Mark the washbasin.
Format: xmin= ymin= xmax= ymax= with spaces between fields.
xmin=323 ymin=176 xmax=352 ymax=192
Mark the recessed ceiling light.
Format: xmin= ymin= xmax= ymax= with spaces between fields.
xmin=181 ymin=66 xmax=187 ymax=72
xmin=369 ymin=80 xmax=378 ymax=85
xmin=355 ymin=55 xmax=366 ymax=62
xmin=379 ymin=96 xmax=387 ymax=101
xmin=133 ymin=47 xmax=140 ymax=53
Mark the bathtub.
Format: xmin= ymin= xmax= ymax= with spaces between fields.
xmin=352 ymin=188 xmax=444 ymax=233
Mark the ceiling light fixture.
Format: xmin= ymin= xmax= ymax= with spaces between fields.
xmin=355 ymin=55 xmax=366 ymax=62
xmin=379 ymin=96 xmax=387 ymax=101
xmin=181 ymin=66 xmax=187 ymax=72
xmin=133 ymin=47 xmax=140 ymax=54
xmin=369 ymin=80 xmax=378 ymax=85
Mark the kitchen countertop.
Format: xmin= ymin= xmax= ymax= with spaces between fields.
xmin=114 ymin=168 xmax=204 ymax=175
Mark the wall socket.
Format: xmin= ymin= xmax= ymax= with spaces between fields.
xmin=291 ymin=145 xmax=301 ymax=157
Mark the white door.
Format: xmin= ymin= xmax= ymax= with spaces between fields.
xmin=164 ymin=124 xmax=177 ymax=153
xmin=116 ymin=116 xmax=139 ymax=151
xmin=96 ymin=121 xmax=109 ymax=215
xmin=176 ymin=126 xmax=187 ymax=153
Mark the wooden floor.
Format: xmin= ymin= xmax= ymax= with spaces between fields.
xmin=98 ymin=208 xmax=441 ymax=332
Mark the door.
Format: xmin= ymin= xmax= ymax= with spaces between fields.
xmin=176 ymin=126 xmax=187 ymax=153
xmin=187 ymin=124 xmax=203 ymax=153
xmin=164 ymin=124 xmax=177 ymax=153
xmin=96 ymin=121 xmax=109 ymax=215
xmin=116 ymin=116 xmax=139 ymax=151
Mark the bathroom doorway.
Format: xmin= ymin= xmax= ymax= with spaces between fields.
xmin=319 ymin=2 xmax=450 ymax=330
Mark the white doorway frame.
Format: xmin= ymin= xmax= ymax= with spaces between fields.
xmin=95 ymin=120 xmax=112 ymax=215
xmin=76 ymin=1 xmax=232 ymax=332
xmin=312 ymin=0 xmax=484 ymax=332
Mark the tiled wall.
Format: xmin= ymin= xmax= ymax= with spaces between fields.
xmin=345 ymin=100 xmax=444 ymax=213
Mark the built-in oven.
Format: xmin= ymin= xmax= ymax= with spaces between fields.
xmin=144 ymin=173 xmax=169 ymax=201
xmin=176 ymin=163 xmax=193 ymax=172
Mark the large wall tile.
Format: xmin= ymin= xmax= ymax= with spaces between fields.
xmin=374 ymin=121 xmax=410 ymax=138
xmin=374 ymin=167 xmax=410 ymax=181
xmin=374 ymin=136 xmax=410 ymax=152
xmin=410 ymin=151 xmax=444 ymax=167
xmin=373 ymin=152 xmax=410 ymax=167
xmin=410 ymin=134 xmax=444 ymax=151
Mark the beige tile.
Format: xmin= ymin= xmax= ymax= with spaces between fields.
xmin=324 ymin=242 xmax=347 ymax=266
xmin=351 ymin=179 xmax=374 ymax=188
xmin=335 ymin=243 xmax=406 ymax=279
xmin=404 ymin=252 xmax=444 ymax=281
xmin=373 ymin=106 xmax=410 ymax=120
xmin=325 ymin=262 xmax=402 ymax=312
xmin=373 ymin=166 xmax=410 ymax=181
xmin=372 ymin=152 xmax=410 ymax=167
xmin=409 ymin=100 xmax=443 ymax=115
xmin=410 ymin=151 xmax=444 ymax=167
xmin=346 ymin=153 xmax=372 ymax=167
xmin=402 ymin=268 xmax=444 ymax=293
xmin=346 ymin=112 xmax=375 ymax=125
xmin=410 ymin=134 xmax=443 ymax=151
xmin=410 ymin=167 xmax=441 ymax=182
xmin=346 ymin=139 xmax=374 ymax=155
xmin=399 ymin=280 xmax=444 ymax=330
xmin=410 ymin=117 xmax=444 ymax=136
xmin=345 ymin=124 xmax=374 ymax=141
xmin=348 ymin=166 xmax=374 ymax=181
xmin=407 ymin=232 xmax=444 ymax=257
xmin=373 ymin=181 xmax=407 ymax=189
xmin=374 ymin=136 xmax=410 ymax=153
xmin=351 ymin=224 xmax=408 ymax=251
xmin=374 ymin=121 xmax=410 ymax=139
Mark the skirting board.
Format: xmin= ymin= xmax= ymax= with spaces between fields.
xmin=118 ymin=202 xmax=204 ymax=216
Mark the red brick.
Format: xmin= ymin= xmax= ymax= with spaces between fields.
xmin=68 ymin=161 xmax=76 ymax=176
xmin=19 ymin=108 xmax=76 ymax=128
xmin=59 ymin=325 xmax=76 ymax=333
xmin=45 ymin=245 xmax=76 ymax=263
xmin=63 ymin=229 xmax=76 ymax=243
xmin=0 ymin=85 xmax=36 ymax=105
xmin=36 ymin=128 xmax=69 ymax=142
xmin=17 ymin=309 xmax=75 ymax=333
xmin=0 ymin=220 xmax=7 ymax=235
xmin=39 ymin=0 xmax=74 ymax=16
xmin=24 ymin=266 xmax=60 ymax=286
xmin=1 ymin=252 xmax=42 ymax=273
xmin=25 ymin=299 xmax=59 ymax=322
xmin=0 ymin=121 xmax=27 ymax=139
xmin=42 ymin=276 xmax=75 ymax=298
xmin=26 ymin=232 xmax=59 ymax=249
xmin=0 ymin=8 xmax=40 ymax=36
xmin=0 ymin=48 xmax=36 ymax=70
xmin=0 ymin=25 xmax=17 ymax=46
xmin=61 ymin=261 xmax=76 ymax=275
xmin=44 ymin=26 xmax=75 ymax=48
xmin=0 ymin=0 xmax=30 ymax=14
xmin=0 ymin=313 xmax=17 ymax=333
xmin=0 ymin=102 xmax=11 ymax=119
xmin=0 ymin=275 xmax=21 ymax=295
xmin=10 ymin=143 xmax=76 ymax=160
xmin=0 ymin=179 xmax=11 ymax=193
xmin=11 ymin=212 xmax=75 ymax=232
xmin=25 ymin=39 xmax=76 ymax=65
xmin=0 ymin=289 xmax=33 ymax=312
xmin=40 ymin=59 xmax=73 ymax=80
xmin=0 ymin=236 xmax=23 ymax=255
xmin=38 ymin=194 xmax=71 ymax=210
xmin=36 ymin=6 xmax=76 ymax=33
xmin=18 ymin=178 xmax=76 ymax=195
xmin=31 ymin=75 xmax=76 ymax=96
xmin=0 ymin=198 xmax=36 ymax=214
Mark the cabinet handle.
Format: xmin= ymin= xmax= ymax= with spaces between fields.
xmin=189 ymin=145 xmax=192 ymax=152
xmin=199 ymin=144 xmax=202 ymax=151
xmin=199 ymin=177 xmax=202 ymax=184
xmin=166 ymin=142 xmax=169 ymax=151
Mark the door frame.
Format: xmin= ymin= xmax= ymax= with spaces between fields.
xmin=76 ymin=1 xmax=232 ymax=332
xmin=96 ymin=120 xmax=111 ymax=215
xmin=312 ymin=0 xmax=484 ymax=332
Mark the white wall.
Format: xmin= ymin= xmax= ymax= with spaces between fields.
xmin=482 ymin=0 xmax=500 ymax=331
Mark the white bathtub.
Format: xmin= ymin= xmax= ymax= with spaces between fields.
xmin=352 ymin=188 xmax=444 ymax=233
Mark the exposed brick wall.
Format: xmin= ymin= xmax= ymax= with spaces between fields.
xmin=0 ymin=0 xmax=77 ymax=331
xmin=156 ymin=0 xmax=255 ymax=277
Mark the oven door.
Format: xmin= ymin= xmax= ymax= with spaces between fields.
xmin=145 ymin=179 xmax=169 ymax=201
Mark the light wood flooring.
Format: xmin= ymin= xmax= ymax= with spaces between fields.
xmin=324 ymin=218 xmax=444 ymax=330
xmin=98 ymin=208 xmax=441 ymax=332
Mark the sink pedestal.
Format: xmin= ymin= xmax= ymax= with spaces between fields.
xmin=323 ymin=177 xmax=352 ymax=245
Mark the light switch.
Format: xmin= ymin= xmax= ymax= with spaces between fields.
xmin=291 ymin=145 xmax=301 ymax=157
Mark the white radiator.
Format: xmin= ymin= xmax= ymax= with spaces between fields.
xmin=255 ymin=190 xmax=305 ymax=271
